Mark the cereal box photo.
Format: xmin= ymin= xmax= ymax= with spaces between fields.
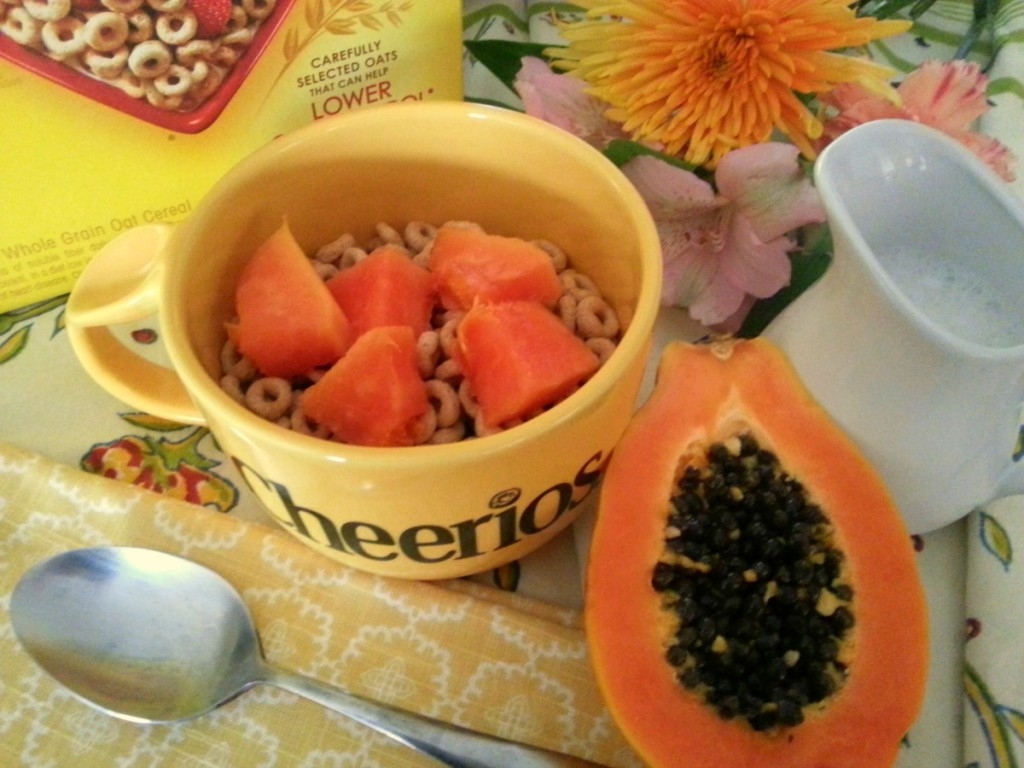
xmin=0 ymin=1 xmax=463 ymax=313
xmin=0 ymin=0 xmax=295 ymax=132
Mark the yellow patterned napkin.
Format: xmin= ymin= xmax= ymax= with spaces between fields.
xmin=0 ymin=440 xmax=641 ymax=768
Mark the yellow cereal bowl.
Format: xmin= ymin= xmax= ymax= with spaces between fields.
xmin=66 ymin=101 xmax=662 ymax=579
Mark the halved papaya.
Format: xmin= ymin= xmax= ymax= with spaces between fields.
xmin=587 ymin=338 xmax=928 ymax=768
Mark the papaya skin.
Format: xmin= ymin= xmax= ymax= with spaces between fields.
xmin=586 ymin=338 xmax=929 ymax=768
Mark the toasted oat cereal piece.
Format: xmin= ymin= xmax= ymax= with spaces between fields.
xmin=155 ymin=8 xmax=196 ymax=45
xmin=429 ymin=422 xmax=466 ymax=445
xmin=415 ymin=330 xmax=441 ymax=379
xmin=101 ymin=0 xmax=144 ymax=11
xmin=174 ymin=37 xmax=214 ymax=65
xmin=220 ymin=374 xmax=245 ymax=404
xmin=3 ymin=6 xmax=44 ymax=45
xmin=289 ymin=402 xmax=330 ymax=439
xmin=404 ymin=221 xmax=437 ymax=253
xmin=585 ymin=337 xmax=617 ymax=365
xmin=154 ymin=63 xmax=192 ymax=97
xmin=532 ymin=238 xmax=568 ymax=271
xmin=111 ymin=70 xmax=146 ymax=97
xmin=576 ymin=294 xmax=619 ymax=339
xmin=41 ymin=16 xmax=85 ymax=58
xmin=438 ymin=314 xmax=461 ymax=357
xmin=241 ymin=0 xmax=274 ymax=20
xmin=425 ymin=378 xmax=461 ymax=429
xmin=310 ymin=260 xmax=338 ymax=281
xmin=125 ymin=9 xmax=152 ymax=43
xmin=143 ymin=79 xmax=183 ymax=108
xmin=559 ymin=268 xmax=599 ymax=299
xmin=223 ymin=4 xmax=247 ymax=32
xmin=222 ymin=25 xmax=252 ymax=48
xmin=147 ymin=0 xmax=184 ymax=11
xmin=84 ymin=44 xmax=129 ymax=78
xmin=23 ymin=0 xmax=69 ymax=23
xmin=187 ymin=62 xmax=224 ymax=101
xmin=435 ymin=357 xmax=462 ymax=384
xmin=315 ymin=232 xmax=355 ymax=263
xmin=245 ymin=377 xmax=292 ymax=421
xmin=128 ymin=38 xmax=171 ymax=77
xmin=184 ymin=57 xmax=209 ymax=84
xmin=557 ymin=293 xmax=577 ymax=333
xmin=339 ymin=246 xmax=367 ymax=269
xmin=83 ymin=11 xmax=128 ymax=51
xmin=209 ymin=44 xmax=239 ymax=67
xmin=374 ymin=221 xmax=404 ymax=246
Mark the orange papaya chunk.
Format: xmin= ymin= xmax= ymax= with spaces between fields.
xmin=587 ymin=338 xmax=929 ymax=768
xmin=326 ymin=244 xmax=435 ymax=339
xmin=301 ymin=325 xmax=428 ymax=447
xmin=235 ymin=219 xmax=351 ymax=378
xmin=429 ymin=224 xmax=562 ymax=311
xmin=455 ymin=301 xmax=599 ymax=427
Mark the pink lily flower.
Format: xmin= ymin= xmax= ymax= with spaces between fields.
xmin=820 ymin=60 xmax=1017 ymax=182
xmin=513 ymin=57 xmax=629 ymax=149
xmin=622 ymin=144 xmax=826 ymax=328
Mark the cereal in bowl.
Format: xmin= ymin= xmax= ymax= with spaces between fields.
xmin=219 ymin=220 xmax=623 ymax=447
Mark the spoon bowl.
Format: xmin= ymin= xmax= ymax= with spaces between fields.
xmin=11 ymin=546 xmax=599 ymax=768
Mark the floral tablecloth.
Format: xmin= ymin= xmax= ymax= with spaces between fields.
xmin=2 ymin=1 xmax=1024 ymax=767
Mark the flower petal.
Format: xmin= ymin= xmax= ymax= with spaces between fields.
xmin=720 ymin=213 xmax=794 ymax=298
xmin=899 ymin=60 xmax=989 ymax=134
xmin=687 ymin=271 xmax=748 ymax=327
xmin=714 ymin=144 xmax=825 ymax=242
xmin=513 ymin=57 xmax=626 ymax=148
xmin=621 ymin=154 xmax=716 ymax=211
xmin=954 ymin=131 xmax=1018 ymax=183
xmin=551 ymin=0 xmax=909 ymax=166
xmin=660 ymin=229 xmax=720 ymax=308
xmin=818 ymin=82 xmax=907 ymax=146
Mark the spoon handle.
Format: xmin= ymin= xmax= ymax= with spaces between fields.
xmin=263 ymin=666 xmax=606 ymax=768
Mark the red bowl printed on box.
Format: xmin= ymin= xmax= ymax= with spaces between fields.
xmin=0 ymin=0 xmax=295 ymax=134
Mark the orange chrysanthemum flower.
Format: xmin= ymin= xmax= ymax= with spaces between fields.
xmin=549 ymin=0 xmax=911 ymax=167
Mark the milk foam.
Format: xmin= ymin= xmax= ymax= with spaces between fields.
xmin=881 ymin=247 xmax=1023 ymax=348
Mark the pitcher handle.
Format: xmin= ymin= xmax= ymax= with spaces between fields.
xmin=66 ymin=225 xmax=205 ymax=426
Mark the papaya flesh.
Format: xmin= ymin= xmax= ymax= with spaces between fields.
xmin=586 ymin=338 xmax=928 ymax=768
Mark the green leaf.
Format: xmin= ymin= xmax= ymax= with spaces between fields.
xmin=0 ymin=326 xmax=30 ymax=364
xmin=965 ymin=663 xmax=1019 ymax=768
xmin=463 ymin=39 xmax=558 ymax=95
xmin=120 ymin=412 xmax=191 ymax=432
xmin=980 ymin=510 xmax=1013 ymax=571
xmin=462 ymin=3 xmax=529 ymax=35
xmin=1000 ymin=705 xmax=1024 ymax=745
xmin=602 ymin=140 xmax=701 ymax=173
xmin=737 ymin=225 xmax=833 ymax=338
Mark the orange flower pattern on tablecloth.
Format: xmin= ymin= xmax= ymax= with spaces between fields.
xmin=80 ymin=413 xmax=239 ymax=512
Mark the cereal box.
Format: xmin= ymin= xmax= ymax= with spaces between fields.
xmin=0 ymin=0 xmax=463 ymax=313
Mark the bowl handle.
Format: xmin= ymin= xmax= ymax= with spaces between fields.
xmin=66 ymin=225 xmax=205 ymax=425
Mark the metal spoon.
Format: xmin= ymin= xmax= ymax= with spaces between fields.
xmin=11 ymin=546 xmax=602 ymax=768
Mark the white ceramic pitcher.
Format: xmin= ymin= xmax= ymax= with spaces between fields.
xmin=764 ymin=119 xmax=1024 ymax=534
